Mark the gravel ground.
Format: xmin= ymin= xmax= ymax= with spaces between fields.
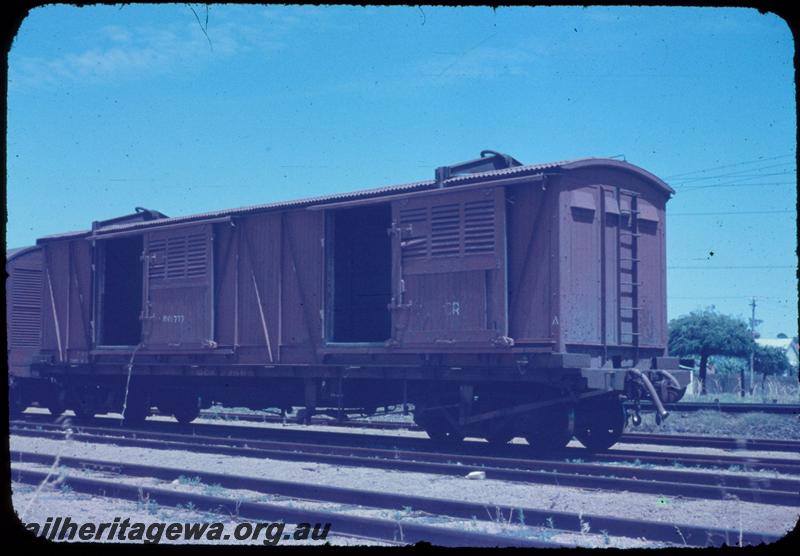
xmin=11 ymin=462 xmax=655 ymax=548
xmin=11 ymin=434 xmax=798 ymax=543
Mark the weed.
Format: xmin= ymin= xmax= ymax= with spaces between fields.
xmin=136 ymin=490 xmax=158 ymax=514
xmin=393 ymin=506 xmax=413 ymax=521
xmin=204 ymin=483 xmax=225 ymax=497
xmin=536 ymin=529 xmax=558 ymax=542
xmin=578 ymin=513 xmax=590 ymax=535
xmin=394 ymin=523 xmax=405 ymax=543
xmin=229 ymin=498 xmax=243 ymax=520
xmin=674 ymin=526 xmax=688 ymax=546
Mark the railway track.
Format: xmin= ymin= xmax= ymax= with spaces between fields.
xmin=614 ymin=432 xmax=800 ymax=452
xmin=197 ymin=403 xmax=800 ymax=427
xmin=11 ymin=450 xmax=781 ymax=547
xmin=193 ymin=410 xmax=800 ymax=452
xmin=12 ymin=420 xmax=800 ymax=507
xmin=11 ymin=465 xmax=552 ymax=547
xmin=14 ymin=416 xmax=800 ymax=474
xmin=631 ymin=401 xmax=800 ymax=415
xmin=23 ymin=406 xmax=800 ymax=452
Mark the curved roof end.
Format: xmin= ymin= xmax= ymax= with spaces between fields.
xmin=560 ymin=158 xmax=675 ymax=196
xmin=6 ymin=245 xmax=40 ymax=262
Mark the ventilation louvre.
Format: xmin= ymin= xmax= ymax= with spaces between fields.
xmin=9 ymin=268 xmax=42 ymax=347
xmin=148 ymin=232 xmax=208 ymax=281
xmin=399 ymin=192 xmax=497 ymax=263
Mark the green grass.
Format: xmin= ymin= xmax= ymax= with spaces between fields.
xmin=681 ymin=375 xmax=799 ymax=404
xmin=682 ymin=391 xmax=799 ymax=404
xmin=631 ymin=409 xmax=800 ymax=439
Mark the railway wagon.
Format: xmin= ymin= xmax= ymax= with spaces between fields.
xmin=7 ymin=151 xmax=690 ymax=450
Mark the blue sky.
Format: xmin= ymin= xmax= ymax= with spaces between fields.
xmin=6 ymin=5 xmax=797 ymax=337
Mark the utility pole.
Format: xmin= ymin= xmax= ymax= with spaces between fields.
xmin=748 ymin=297 xmax=757 ymax=397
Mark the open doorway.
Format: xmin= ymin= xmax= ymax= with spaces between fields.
xmin=99 ymin=236 xmax=143 ymax=346
xmin=329 ymin=204 xmax=392 ymax=343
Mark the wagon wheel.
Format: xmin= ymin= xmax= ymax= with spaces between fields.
xmin=72 ymin=405 xmax=97 ymax=420
xmin=524 ymin=408 xmax=572 ymax=453
xmin=122 ymin=396 xmax=151 ymax=424
xmin=69 ymin=383 xmax=105 ymax=420
xmin=663 ymin=385 xmax=687 ymax=403
xmin=9 ymin=383 xmax=30 ymax=418
xmin=483 ymin=429 xmax=516 ymax=446
xmin=574 ymin=396 xmax=626 ymax=451
xmin=480 ymin=416 xmax=517 ymax=446
xmin=46 ymin=389 xmax=67 ymax=419
xmin=71 ymin=394 xmax=99 ymax=420
xmin=413 ymin=400 xmax=464 ymax=444
xmin=173 ymin=402 xmax=201 ymax=425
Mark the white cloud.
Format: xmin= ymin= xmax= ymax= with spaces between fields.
xmin=9 ymin=12 xmax=294 ymax=89
xmin=422 ymin=44 xmax=533 ymax=82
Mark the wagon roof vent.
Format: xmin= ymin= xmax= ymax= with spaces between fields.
xmin=434 ymin=150 xmax=523 ymax=187
xmin=90 ymin=206 xmax=169 ymax=232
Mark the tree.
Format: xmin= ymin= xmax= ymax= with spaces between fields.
xmin=709 ymin=355 xmax=748 ymax=376
xmin=754 ymin=344 xmax=790 ymax=379
xmin=668 ymin=309 xmax=754 ymax=394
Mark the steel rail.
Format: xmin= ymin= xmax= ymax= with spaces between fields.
xmin=23 ymin=409 xmax=800 ymax=451
xmin=11 ymin=422 xmax=800 ymax=493
xmin=14 ymin=417 xmax=800 ymax=474
xmin=568 ymin=447 xmax=800 ymax=475
xmin=11 ymin=424 xmax=799 ymax=507
xmin=628 ymin=402 xmax=800 ymax=415
xmin=11 ymin=466 xmax=558 ymax=547
xmin=619 ymin=432 xmax=800 ymax=452
xmin=11 ymin=450 xmax=781 ymax=547
xmin=194 ymin=411 xmax=800 ymax=452
xmin=13 ymin=417 xmax=800 ymax=474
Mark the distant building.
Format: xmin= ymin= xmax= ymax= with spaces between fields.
xmin=756 ymin=337 xmax=799 ymax=371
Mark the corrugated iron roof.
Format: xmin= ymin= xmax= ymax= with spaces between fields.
xmin=113 ymin=159 xmax=573 ymax=237
xmin=37 ymin=229 xmax=93 ymax=241
xmin=37 ymin=157 xmax=669 ymax=241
